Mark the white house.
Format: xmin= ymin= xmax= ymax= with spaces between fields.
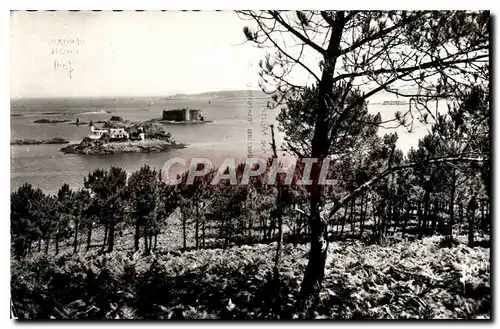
xmin=88 ymin=124 xmax=109 ymax=140
xmin=88 ymin=123 xmax=132 ymax=141
xmin=109 ymin=128 xmax=129 ymax=139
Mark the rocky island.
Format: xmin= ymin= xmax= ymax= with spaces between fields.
xmin=11 ymin=137 xmax=70 ymax=145
xmin=60 ymin=118 xmax=185 ymax=155
xmin=33 ymin=119 xmax=72 ymax=124
xmin=157 ymin=108 xmax=213 ymax=124
xmin=61 ymin=138 xmax=185 ymax=155
xmin=382 ymin=100 xmax=407 ymax=105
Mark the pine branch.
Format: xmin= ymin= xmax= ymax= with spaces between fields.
xmin=269 ymin=11 xmax=326 ymax=55
xmin=250 ymin=12 xmax=321 ymax=82
xmin=338 ymin=13 xmax=423 ymax=56
xmin=332 ymin=52 xmax=489 ymax=83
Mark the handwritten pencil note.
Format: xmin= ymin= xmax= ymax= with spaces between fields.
xmin=49 ymin=37 xmax=85 ymax=55
xmin=53 ymin=60 xmax=74 ymax=79
xmin=49 ymin=37 xmax=85 ymax=79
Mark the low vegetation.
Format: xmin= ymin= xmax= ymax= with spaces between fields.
xmin=11 ymin=235 xmax=489 ymax=319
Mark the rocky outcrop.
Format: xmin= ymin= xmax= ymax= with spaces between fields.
xmin=11 ymin=137 xmax=70 ymax=145
xmin=60 ymin=137 xmax=185 ymax=155
xmin=109 ymin=115 xmax=124 ymax=122
xmin=102 ymin=120 xmax=129 ymax=129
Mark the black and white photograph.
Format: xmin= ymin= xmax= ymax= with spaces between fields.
xmin=9 ymin=9 xmax=490 ymax=320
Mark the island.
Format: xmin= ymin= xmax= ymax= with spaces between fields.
xmin=155 ymin=119 xmax=214 ymax=125
xmin=60 ymin=118 xmax=186 ymax=155
xmin=156 ymin=108 xmax=213 ymax=124
xmin=67 ymin=121 xmax=90 ymax=126
xmin=12 ymin=112 xmax=60 ymax=117
xmin=11 ymin=137 xmax=70 ymax=145
xmin=33 ymin=118 xmax=99 ymax=126
xmin=382 ymin=100 xmax=407 ymax=105
xmin=33 ymin=119 xmax=72 ymax=124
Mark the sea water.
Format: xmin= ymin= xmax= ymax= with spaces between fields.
xmin=10 ymin=91 xmax=432 ymax=195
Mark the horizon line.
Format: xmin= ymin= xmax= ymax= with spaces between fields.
xmin=10 ymin=88 xmax=268 ymax=101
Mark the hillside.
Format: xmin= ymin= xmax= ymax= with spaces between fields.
xmin=11 ymin=235 xmax=489 ymax=319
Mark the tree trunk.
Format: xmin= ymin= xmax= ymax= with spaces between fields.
xmin=144 ymin=234 xmax=149 ymax=253
xmin=248 ymin=215 xmax=253 ymax=241
xmin=467 ymin=196 xmax=478 ymax=247
xmin=295 ymin=10 xmax=345 ymax=318
xmin=202 ymin=216 xmax=206 ymax=248
xmin=271 ymin=123 xmax=284 ymax=292
xmin=340 ymin=207 xmax=347 ymax=239
xmin=182 ymin=210 xmax=187 ymax=250
xmin=486 ymin=199 xmax=491 ymax=232
xmin=480 ymin=200 xmax=486 ymax=232
xmin=416 ymin=200 xmax=422 ymax=234
xmin=272 ymin=215 xmax=284 ymax=315
xmin=107 ymin=221 xmax=116 ymax=253
xmin=101 ymin=223 xmax=109 ymax=253
xmin=402 ymin=202 xmax=411 ymax=238
xmin=45 ymin=238 xmax=50 ymax=255
xmin=468 ymin=212 xmax=475 ymax=247
xmin=195 ymin=201 xmax=200 ymax=249
xmin=349 ymin=196 xmax=355 ymax=236
xmin=459 ymin=202 xmax=464 ymax=223
xmin=73 ymin=221 xmax=79 ymax=254
xmin=223 ymin=216 xmax=230 ymax=249
xmin=431 ymin=198 xmax=438 ymax=233
xmin=304 ymin=219 xmax=309 ymax=241
xmin=154 ymin=234 xmax=158 ymax=251
xmin=86 ymin=222 xmax=93 ymax=251
xmin=385 ymin=197 xmax=392 ymax=236
xmin=359 ymin=192 xmax=366 ymax=236
xmin=296 ymin=193 xmax=328 ymax=319
xmin=448 ymin=169 xmax=456 ymax=236
xmin=134 ymin=217 xmax=140 ymax=252
xmin=219 ymin=213 xmax=225 ymax=245
xmin=260 ymin=216 xmax=266 ymax=242
xmin=379 ymin=205 xmax=387 ymax=243
xmin=396 ymin=199 xmax=403 ymax=234
xmin=335 ymin=212 xmax=340 ymax=235
xmin=266 ymin=217 xmax=275 ymax=242
xmin=55 ymin=233 xmax=60 ymax=255
xmin=420 ymin=190 xmax=430 ymax=238
xmin=38 ymin=239 xmax=42 ymax=252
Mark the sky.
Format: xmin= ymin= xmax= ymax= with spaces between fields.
xmin=9 ymin=11 xmax=427 ymax=100
xmin=10 ymin=11 xmax=277 ymax=98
